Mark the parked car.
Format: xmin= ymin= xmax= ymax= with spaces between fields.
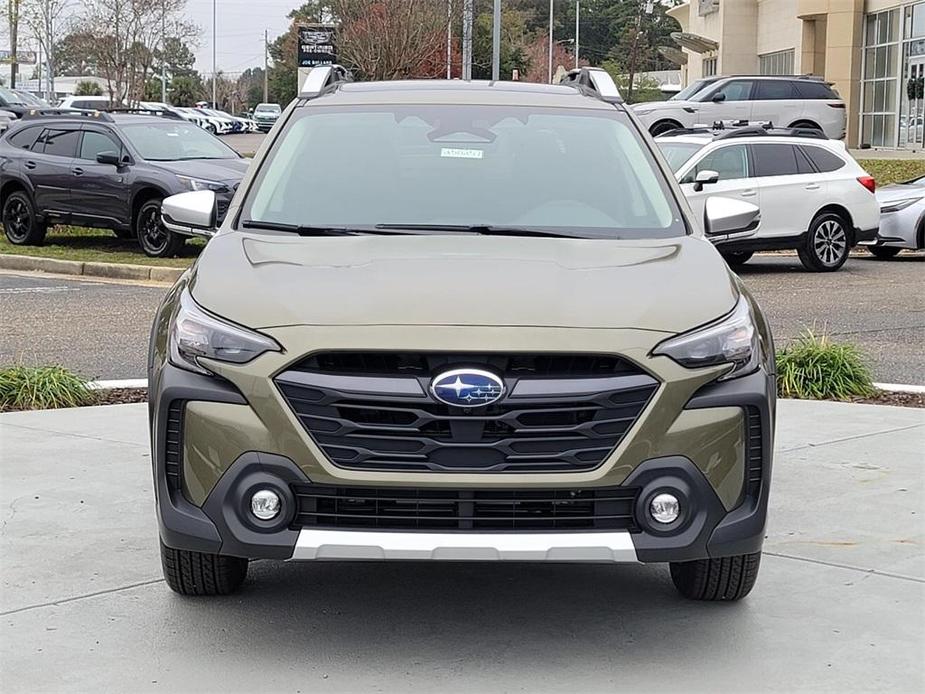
xmin=13 ymin=90 xmax=49 ymax=108
xmin=0 ymin=110 xmax=15 ymax=132
xmin=253 ymin=102 xmax=282 ymax=132
xmin=656 ymin=123 xmax=879 ymax=271
xmin=0 ymin=86 xmax=31 ymax=119
xmin=151 ymin=66 xmax=775 ymax=602
xmin=633 ymin=75 xmax=846 ymax=139
xmin=172 ymin=106 xmax=218 ymax=133
xmin=0 ymin=109 xmax=248 ymax=257
xmin=192 ymin=107 xmax=234 ymax=135
xmin=861 ymin=174 xmax=925 ymax=258
xmin=58 ymin=94 xmax=114 ymax=111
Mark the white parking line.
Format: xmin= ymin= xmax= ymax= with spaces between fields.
xmin=873 ymin=382 xmax=925 ymax=394
xmin=0 ymin=286 xmax=81 ymax=294
xmin=87 ymin=379 xmax=148 ymax=390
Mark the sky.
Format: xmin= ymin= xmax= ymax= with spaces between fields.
xmin=185 ymin=0 xmax=300 ymax=76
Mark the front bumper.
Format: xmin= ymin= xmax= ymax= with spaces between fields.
xmin=150 ymin=359 xmax=774 ymax=564
xmin=859 ymin=208 xmax=921 ymax=249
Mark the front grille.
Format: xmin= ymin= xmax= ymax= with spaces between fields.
xmin=276 ymin=351 xmax=658 ymax=473
xmin=291 ymin=483 xmax=640 ymax=531
xmin=215 ymin=197 xmax=231 ymax=225
xmin=745 ymin=406 xmax=763 ymax=496
xmin=164 ymin=401 xmax=184 ymax=490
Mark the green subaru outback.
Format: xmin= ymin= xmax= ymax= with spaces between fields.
xmin=150 ymin=67 xmax=774 ymax=601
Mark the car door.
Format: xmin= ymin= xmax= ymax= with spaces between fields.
xmin=27 ymin=127 xmax=81 ymax=215
xmin=749 ymin=143 xmax=822 ymax=239
xmin=73 ymin=126 xmax=132 ymax=227
xmin=678 ymin=143 xmax=759 ymax=234
xmin=751 ymin=80 xmax=804 ymax=128
xmin=694 ymin=79 xmax=755 ymax=125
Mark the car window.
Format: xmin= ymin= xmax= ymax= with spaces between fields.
xmin=244 ymin=105 xmax=686 ymax=239
xmin=69 ymin=100 xmax=108 ymax=110
xmin=681 ymin=144 xmax=749 ymax=183
xmin=79 ymin=130 xmax=121 ymax=160
xmin=800 ymin=145 xmax=845 ymax=173
xmin=119 ymin=121 xmax=240 ymax=161
xmin=794 ymin=147 xmax=816 ymax=174
xmin=796 ymin=81 xmax=839 ymax=100
xmin=701 ymin=80 xmax=755 ymax=102
xmin=656 ymin=141 xmax=705 ymax=172
xmin=752 ymin=144 xmax=801 ymax=177
xmin=6 ymin=125 xmax=42 ymax=150
xmin=39 ymin=129 xmax=81 ymax=158
xmin=756 ymin=80 xmax=797 ymax=100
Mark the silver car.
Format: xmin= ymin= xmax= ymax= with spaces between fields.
xmin=863 ymin=175 xmax=925 ymax=258
xmin=631 ymin=75 xmax=846 ymax=139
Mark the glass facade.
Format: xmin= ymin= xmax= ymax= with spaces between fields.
xmin=861 ymin=1 xmax=925 ymax=148
xmin=759 ymin=49 xmax=795 ymax=76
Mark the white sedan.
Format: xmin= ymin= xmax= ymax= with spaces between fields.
xmin=862 ymin=174 xmax=925 ymax=258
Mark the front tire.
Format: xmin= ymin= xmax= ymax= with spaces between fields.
xmin=670 ymin=552 xmax=761 ymax=601
xmin=650 ymin=120 xmax=683 ymax=137
xmin=866 ymin=246 xmax=901 ymax=260
xmin=136 ymin=198 xmax=185 ymax=258
xmin=2 ymin=190 xmax=47 ymax=245
xmin=160 ymin=542 xmax=248 ymax=596
xmin=798 ymin=212 xmax=850 ymax=272
xmin=721 ymin=250 xmax=754 ymax=267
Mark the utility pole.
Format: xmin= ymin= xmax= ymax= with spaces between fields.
xmin=9 ymin=0 xmax=20 ymax=88
xmin=575 ymin=1 xmax=580 ymax=69
xmin=461 ymin=0 xmax=472 ymax=81
xmin=446 ymin=0 xmax=452 ymax=79
xmin=491 ymin=0 xmax=501 ymax=81
xmin=45 ymin=0 xmax=53 ymax=101
xmin=212 ymin=0 xmax=217 ymax=107
xmin=547 ymin=0 xmax=553 ymax=84
xmin=263 ymin=29 xmax=269 ymax=102
xmin=161 ymin=0 xmax=167 ymax=102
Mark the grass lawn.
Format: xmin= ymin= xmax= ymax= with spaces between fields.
xmin=0 ymin=225 xmax=203 ymax=267
xmin=857 ymin=158 xmax=925 ymax=186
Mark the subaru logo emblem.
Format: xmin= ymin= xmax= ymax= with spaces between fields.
xmin=430 ymin=368 xmax=505 ymax=408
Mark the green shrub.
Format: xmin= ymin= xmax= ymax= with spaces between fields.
xmin=0 ymin=365 xmax=97 ymax=411
xmin=776 ymin=331 xmax=875 ymax=401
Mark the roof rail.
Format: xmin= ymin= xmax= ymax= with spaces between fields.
xmin=106 ymin=108 xmax=184 ymax=120
xmin=559 ymin=67 xmax=623 ymax=104
xmin=715 ymin=125 xmax=827 ymax=141
xmin=299 ymin=64 xmax=353 ymax=99
xmin=21 ymin=108 xmax=114 ymax=122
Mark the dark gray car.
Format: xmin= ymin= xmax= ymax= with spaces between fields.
xmin=0 ymin=110 xmax=248 ymax=257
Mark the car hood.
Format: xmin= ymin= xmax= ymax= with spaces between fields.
xmin=876 ymin=183 xmax=925 ymax=203
xmin=152 ymin=158 xmax=249 ymax=183
xmin=631 ymin=101 xmax=688 ymax=113
xmin=189 ymin=233 xmax=738 ymax=334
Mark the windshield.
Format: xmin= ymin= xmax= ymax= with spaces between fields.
xmin=255 ymin=103 xmax=281 ymax=113
xmin=655 ymin=141 xmax=705 ymax=173
xmin=0 ymin=86 xmax=27 ymax=105
xmin=242 ymin=105 xmax=685 ymax=239
xmin=14 ymin=90 xmax=45 ymax=106
xmin=670 ymin=79 xmax=711 ymax=102
xmin=120 ymin=121 xmax=240 ymax=161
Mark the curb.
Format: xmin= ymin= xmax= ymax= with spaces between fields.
xmin=0 ymin=254 xmax=186 ymax=284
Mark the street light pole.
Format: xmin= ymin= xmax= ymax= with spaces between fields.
xmin=462 ymin=0 xmax=473 ymax=80
xmin=491 ymin=0 xmax=501 ymax=81
xmin=547 ymin=0 xmax=553 ymax=83
xmin=161 ymin=0 xmax=167 ymax=103
xmin=264 ymin=29 xmax=269 ymax=102
xmin=575 ymin=0 xmax=579 ymax=69
xmin=212 ymin=0 xmax=217 ymax=107
xmin=446 ymin=0 xmax=452 ymax=79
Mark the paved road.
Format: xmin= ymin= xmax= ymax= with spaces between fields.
xmin=1 ymin=400 xmax=922 ymax=692
xmin=2 ymin=252 xmax=923 ymax=382
xmin=223 ymin=132 xmax=266 ymax=156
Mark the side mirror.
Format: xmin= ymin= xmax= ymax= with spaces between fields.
xmin=711 ymin=92 xmax=726 ymax=103
xmin=693 ymin=169 xmax=720 ymax=192
xmin=161 ymin=190 xmax=218 ymax=238
xmin=96 ymin=151 xmax=122 ymax=166
xmin=703 ymin=196 xmax=760 ymax=238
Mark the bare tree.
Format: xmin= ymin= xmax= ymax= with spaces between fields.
xmin=7 ymin=0 xmax=22 ymax=88
xmin=21 ymin=0 xmax=71 ymax=100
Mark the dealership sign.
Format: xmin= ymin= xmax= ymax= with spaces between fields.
xmin=0 ymin=50 xmax=38 ymax=65
xmin=298 ymin=26 xmax=336 ymax=68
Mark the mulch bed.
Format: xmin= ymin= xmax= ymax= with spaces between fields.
xmin=844 ymin=391 xmax=925 ymax=408
xmin=93 ymin=387 xmax=149 ymax=406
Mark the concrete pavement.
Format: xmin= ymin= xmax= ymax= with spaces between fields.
xmin=1 ymin=399 xmax=923 ymax=692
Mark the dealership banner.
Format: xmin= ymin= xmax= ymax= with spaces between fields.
xmin=297 ymin=26 xmax=337 ymax=68
xmin=0 ymin=50 xmax=38 ymax=65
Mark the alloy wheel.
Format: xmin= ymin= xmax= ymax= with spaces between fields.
xmin=140 ymin=205 xmax=168 ymax=253
xmin=3 ymin=198 xmax=31 ymax=242
xmin=813 ymin=219 xmax=847 ymax=267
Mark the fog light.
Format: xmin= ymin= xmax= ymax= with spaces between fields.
xmin=251 ymin=489 xmax=281 ymax=520
xmin=649 ymin=493 xmax=680 ymax=524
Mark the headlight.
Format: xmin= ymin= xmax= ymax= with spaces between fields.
xmin=177 ymin=175 xmax=227 ymax=193
xmin=169 ymin=289 xmax=281 ymax=375
xmin=879 ymin=197 xmax=922 ymax=213
xmin=652 ymin=294 xmax=759 ymax=381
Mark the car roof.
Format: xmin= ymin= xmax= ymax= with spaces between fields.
xmin=656 ymin=131 xmax=844 ymax=149
xmin=302 ymin=79 xmax=618 ymax=110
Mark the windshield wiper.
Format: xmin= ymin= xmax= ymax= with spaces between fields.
xmin=241 ymin=220 xmax=365 ymax=236
xmin=374 ymin=223 xmax=578 ymax=238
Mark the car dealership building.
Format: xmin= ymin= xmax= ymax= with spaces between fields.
xmin=667 ymin=0 xmax=925 ymax=150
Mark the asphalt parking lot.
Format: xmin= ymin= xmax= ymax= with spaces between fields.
xmin=1 ymin=399 xmax=922 ymax=692
xmin=2 ymin=251 xmax=922 ymax=383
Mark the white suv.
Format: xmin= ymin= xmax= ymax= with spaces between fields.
xmin=633 ymin=76 xmax=846 ymax=140
xmin=656 ymin=125 xmax=879 ymax=272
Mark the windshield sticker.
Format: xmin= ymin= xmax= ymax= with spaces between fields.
xmin=440 ymin=148 xmax=483 ymax=159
